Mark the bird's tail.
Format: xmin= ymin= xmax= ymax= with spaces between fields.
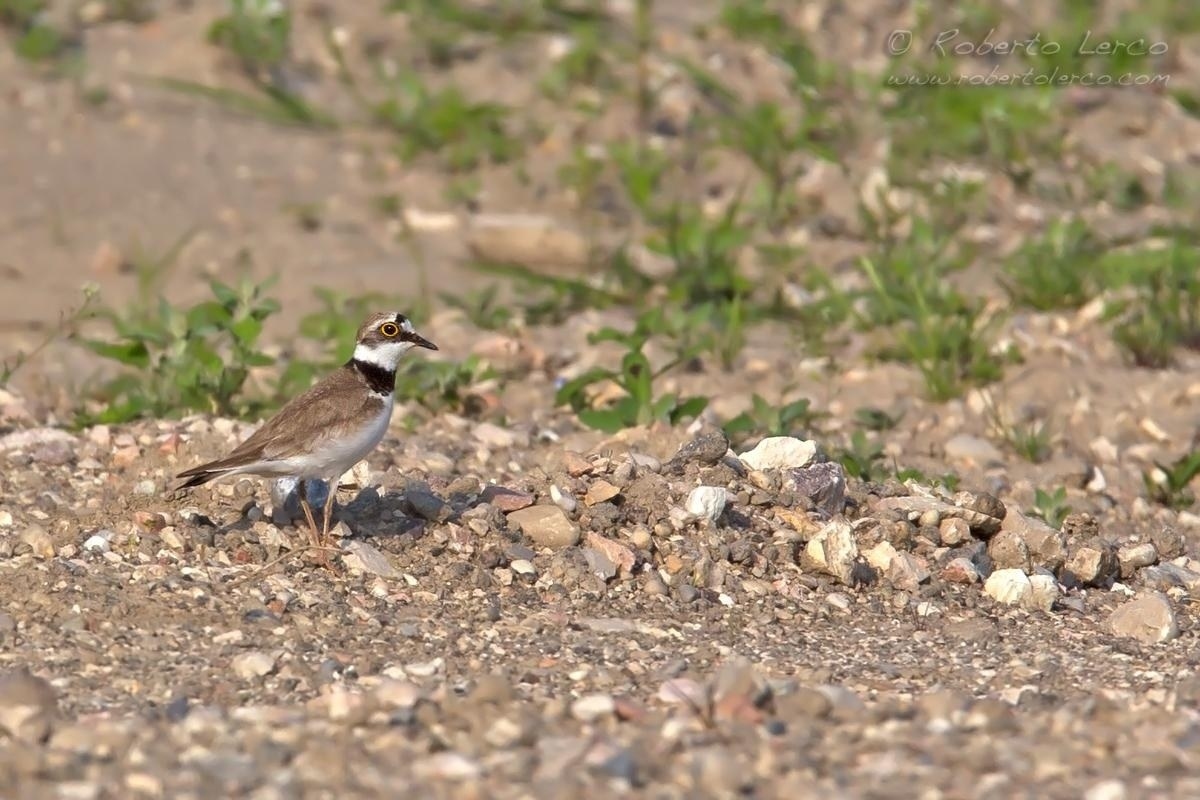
xmin=174 ymin=465 xmax=233 ymax=491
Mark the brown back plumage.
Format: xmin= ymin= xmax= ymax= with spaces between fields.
xmin=175 ymin=364 xmax=386 ymax=487
xmin=176 ymin=310 xmax=435 ymax=489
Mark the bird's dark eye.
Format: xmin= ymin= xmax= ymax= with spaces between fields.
xmin=379 ymin=322 xmax=400 ymax=337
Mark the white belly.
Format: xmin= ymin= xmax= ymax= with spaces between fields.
xmin=280 ymin=399 xmax=393 ymax=480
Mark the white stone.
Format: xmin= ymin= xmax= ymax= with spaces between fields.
xmin=983 ymin=568 xmax=1032 ymax=607
xmin=231 ymin=651 xmax=277 ymax=680
xmin=570 ymin=693 xmax=615 ymax=721
xmin=738 ymin=436 xmax=817 ymax=471
xmin=341 ymin=540 xmax=398 ymax=579
xmin=803 ymin=519 xmax=858 ymax=584
xmin=1084 ymin=779 xmax=1127 ymax=800
xmin=1106 ymin=591 xmax=1179 ymax=644
xmin=864 ymin=541 xmax=899 ymax=572
xmin=550 ymin=484 xmax=577 ymax=513
xmin=1025 ymin=573 xmax=1060 ymax=612
xmin=685 ymin=486 xmax=727 ymax=523
xmin=82 ymin=534 xmax=110 ymax=553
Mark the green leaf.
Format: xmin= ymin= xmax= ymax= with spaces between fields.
xmin=672 ymin=395 xmax=709 ymax=423
xmin=577 ymin=408 xmax=628 ymax=433
xmin=230 ymin=315 xmax=263 ymax=345
xmin=554 ymin=367 xmax=617 ymax=408
xmin=620 ymin=349 xmax=653 ymax=405
xmin=84 ymin=339 xmax=151 ymax=368
xmin=723 ymin=412 xmax=754 ymax=437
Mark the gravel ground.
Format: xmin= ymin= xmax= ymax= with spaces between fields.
xmin=3 ymin=378 xmax=1200 ymax=798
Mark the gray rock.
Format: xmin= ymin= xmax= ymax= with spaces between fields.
xmin=231 ymin=651 xmax=278 ymax=680
xmin=939 ymin=517 xmax=972 ymax=546
xmin=19 ymin=524 xmax=54 ymax=559
xmin=944 ymin=434 xmax=1003 ymax=464
xmin=582 ymin=547 xmax=617 ymax=581
xmin=787 ymin=461 xmax=847 ymax=518
xmin=864 ymin=542 xmax=929 ymax=592
xmin=665 ymin=429 xmax=730 ymax=472
xmin=480 ymin=486 xmax=535 ymax=512
xmin=1117 ymin=542 xmax=1158 ymax=577
xmin=629 ymin=452 xmax=662 ymax=473
xmin=341 ymin=540 xmax=400 ymax=579
xmin=0 ymin=668 xmax=57 ymax=743
xmin=940 ymin=557 xmax=980 ymax=584
xmin=987 ymin=529 xmax=1030 ymax=571
xmin=508 ymin=505 xmax=580 ymax=549
xmin=472 ymin=422 xmax=526 ymax=449
xmin=874 ymin=494 xmax=1003 ymax=538
xmin=1150 ymin=527 xmax=1185 ymax=560
xmin=1062 ymin=540 xmax=1119 ymax=588
xmin=1138 ymin=562 xmax=1200 ymax=596
xmin=1106 ymin=592 xmax=1179 ymax=644
xmin=1001 ymin=509 xmax=1067 ymax=570
xmin=406 ymin=483 xmax=450 ymax=523
xmin=0 ymin=428 xmax=77 ymax=465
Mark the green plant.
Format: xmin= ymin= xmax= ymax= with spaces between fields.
xmin=1105 ymin=242 xmax=1200 ymax=368
xmin=857 ymin=243 xmax=1008 ymax=401
xmin=646 ymin=200 xmax=757 ymax=369
xmin=609 ymin=140 xmax=671 ymax=219
xmin=207 ymin=0 xmax=290 ymax=78
xmin=78 ymin=278 xmax=280 ymax=425
xmin=556 ymin=329 xmax=707 ymax=433
xmin=0 ymin=0 xmax=65 ymax=61
xmin=1002 ymin=417 xmax=1052 ymax=464
xmin=1031 ymin=486 xmax=1072 ymax=530
xmin=539 ymin=18 xmax=616 ymax=100
xmin=723 ymin=394 xmax=819 ymax=442
xmin=388 ymin=0 xmax=608 ymax=66
xmin=373 ymin=74 xmax=521 ymax=171
xmin=97 ymin=0 xmax=156 ymax=24
xmin=439 ymin=286 xmax=513 ymax=332
xmin=982 ymin=397 xmax=1053 ymax=464
xmin=1001 ymin=219 xmax=1104 ymax=310
xmin=884 ymin=81 xmax=1056 ymax=183
xmin=151 ymin=0 xmax=334 ymax=128
xmin=836 ymin=430 xmax=886 ymax=482
xmin=855 ymin=407 xmax=903 ymax=432
xmin=396 ymin=355 xmax=497 ymax=416
xmin=1144 ymin=451 xmax=1200 ymax=510
xmin=719 ymin=0 xmax=825 ymax=91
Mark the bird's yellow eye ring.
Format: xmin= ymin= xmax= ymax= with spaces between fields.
xmin=380 ymin=322 xmax=400 ymax=337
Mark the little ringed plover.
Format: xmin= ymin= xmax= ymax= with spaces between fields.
xmin=176 ymin=311 xmax=437 ymax=549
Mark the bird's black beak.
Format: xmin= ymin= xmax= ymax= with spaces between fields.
xmin=409 ymin=332 xmax=438 ymax=351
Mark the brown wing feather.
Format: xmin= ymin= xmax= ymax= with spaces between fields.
xmin=176 ymin=366 xmax=381 ymax=482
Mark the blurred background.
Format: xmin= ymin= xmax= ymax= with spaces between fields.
xmin=0 ymin=0 xmax=1198 ymax=489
